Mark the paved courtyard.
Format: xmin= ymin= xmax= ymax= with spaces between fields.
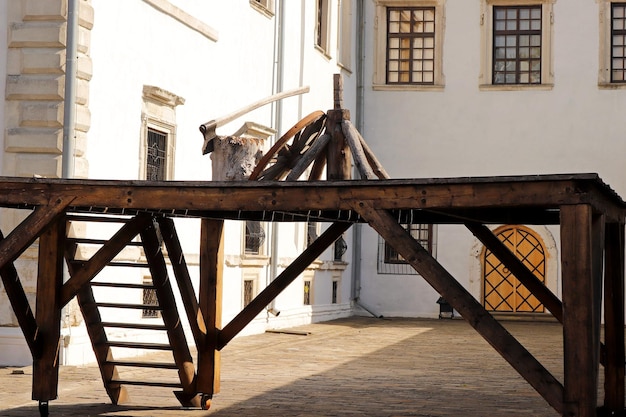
xmin=0 ymin=316 xmax=581 ymax=416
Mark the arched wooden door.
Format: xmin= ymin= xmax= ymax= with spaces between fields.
xmin=482 ymin=226 xmax=546 ymax=313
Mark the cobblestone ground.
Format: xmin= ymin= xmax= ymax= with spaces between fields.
xmin=0 ymin=317 xmax=585 ymax=416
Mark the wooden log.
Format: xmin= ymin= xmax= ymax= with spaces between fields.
xmin=327 ymin=75 xmax=351 ymax=181
xmin=352 ymin=201 xmax=564 ymax=414
xmin=560 ymin=205 xmax=603 ymax=417
xmin=602 ymin=221 xmax=625 ymax=412
xmin=157 ymin=217 xmax=207 ymax=348
xmin=0 ymin=231 xmax=37 ymax=355
xmin=464 ymin=221 xmax=563 ymax=321
xmin=197 ymin=218 xmax=223 ymax=397
xmin=218 ymin=221 xmax=352 ymax=349
xmin=32 ymin=216 xmax=65 ymax=402
xmin=285 ymin=133 xmax=331 ymax=181
xmin=343 ymin=120 xmax=390 ymax=179
xmin=341 ymin=120 xmax=377 ymax=180
xmin=211 ymin=136 xmax=264 ymax=181
xmin=61 ymin=214 xmax=152 ymax=306
xmin=140 ymin=220 xmax=198 ymax=407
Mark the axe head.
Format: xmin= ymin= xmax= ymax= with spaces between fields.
xmin=200 ymin=121 xmax=217 ymax=154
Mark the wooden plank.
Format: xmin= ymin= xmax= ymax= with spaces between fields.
xmin=285 ymin=133 xmax=331 ymax=181
xmin=156 ymin=217 xmax=207 ymax=347
xmin=602 ymin=221 xmax=625 ymax=412
xmin=32 ymin=217 xmax=65 ymax=402
xmin=0 ymin=197 xmax=74 ymax=269
xmin=140 ymin=219 xmax=198 ymax=407
xmin=464 ymin=222 xmax=563 ymax=322
xmin=560 ymin=205 xmax=603 ymax=417
xmin=218 ymin=221 xmax=352 ymax=349
xmin=197 ymin=218 xmax=224 ymax=398
xmin=0 ymin=231 xmax=37 ymax=355
xmin=353 ymin=201 xmax=564 ymax=414
xmin=75 ymin=285 xmax=128 ymax=405
xmin=0 ymin=176 xmax=621 ymax=220
xmin=61 ymin=214 xmax=153 ymax=306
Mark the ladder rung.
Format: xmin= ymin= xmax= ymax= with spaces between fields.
xmin=95 ymin=302 xmax=162 ymax=310
xmin=100 ymin=322 xmax=167 ymax=331
xmin=91 ymin=282 xmax=155 ymax=290
xmin=110 ymin=379 xmax=181 ymax=388
xmin=106 ymin=360 xmax=178 ymax=370
xmin=67 ymin=237 xmax=143 ymax=246
xmin=104 ymin=341 xmax=173 ymax=350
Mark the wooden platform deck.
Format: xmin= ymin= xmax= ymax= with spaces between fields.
xmin=0 ymin=173 xmax=624 ymax=417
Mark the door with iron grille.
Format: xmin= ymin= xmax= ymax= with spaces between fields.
xmin=482 ymin=226 xmax=545 ymax=313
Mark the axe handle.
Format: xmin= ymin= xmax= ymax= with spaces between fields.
xmin=200 ymin=86 xmax=310 ymax=134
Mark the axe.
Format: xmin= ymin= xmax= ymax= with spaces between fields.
xmin=199 ymin=86 xmax=310 ymax=154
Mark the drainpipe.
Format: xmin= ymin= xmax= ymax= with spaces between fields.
xmin=351 ymin=0 xmax=381 ymax=318
xmin=267 ymin=0 xmax=285 ymax=319
xmin=61 ymin=0 xmax=79 ymax=365
xmin=62 ymin=0 xmax=78 ymax=179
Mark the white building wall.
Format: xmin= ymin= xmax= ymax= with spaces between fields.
xmin=358 ymin=0 xmax=626 ymax=317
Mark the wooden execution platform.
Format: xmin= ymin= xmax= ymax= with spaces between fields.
xmin=1 ymin=76 xmax=625 ymax=416
xmin=0 ymin=173 xmax=624 ymax=417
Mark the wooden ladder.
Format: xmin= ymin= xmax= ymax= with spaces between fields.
xmin=64 ymin=214 xmax=200 ymax=407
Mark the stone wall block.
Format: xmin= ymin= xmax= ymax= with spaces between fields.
xmin=77 ymin=55 xmax=93 ymax=81
xmin=9 ymin=22 xmax=66 ymax=48
xmin=22 ymin=48 xmax=65 ymax=74
xmin=15 ymin=154 xmax=62 ymax=177
xmin=75 ymin=105 xmax=91 ymax=133
xmin=20 ymin=102 xmax=64 ymax=128
xmin=6 ymin=75 xmax=64 ymax=100
xmin=76 ymin=78 xmax=90 ymax=105
xmin=79 ymin=0 xmax=94 ymax=30
xmin=23 ymin=0 xmax=66 ymax=21
xmin=5 ymin=128 xmax=63 ymax=154
xmin=77 ymin=25 xmax=91 ymax=54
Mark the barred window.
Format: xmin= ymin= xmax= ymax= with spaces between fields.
xmin=142 ymin=277 xmax=160 ymax=318
xmin=378 ymin=223 xmax=433 ymax=274
xmin=612 ymin=3 xmax=626 ymax=82
xmin=243 ymin=279 xmax=255 ymax=307
xmin=146 ymin=128 xmax=167 ymax=181
xmin=244 ymin=221 xmax=266 ymax=255
xmin=303 ymin=280 xmax=312 ymax=305
xmin=386 ymin=7 xmax=436 ymax=84
xmin=492 ymin=5 xmax=542 ymax=85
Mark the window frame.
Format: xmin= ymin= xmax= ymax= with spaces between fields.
xmin=316 ymin=0 xmax=332 ymax=56
xmin=479 ymin=0 xmax=555 ymax=91
xmin=373 ymin=0 xmax=446 ymax=91
xmin=250 ymin=0 xmax=275 ymax=18
xmin=599 ymin=1 xmax=626 ymax=88
xmin=377 ymin=223 xmax=436 ymax=275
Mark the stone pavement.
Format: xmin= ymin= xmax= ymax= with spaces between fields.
xmin=0 ymin=316 xmax=578 ymax=416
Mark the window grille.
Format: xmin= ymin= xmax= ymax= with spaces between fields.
xmin=386 ymin=7 xmax=436 ymax=84
xmin=307 ymin=222 xmax=319 ymax=247
xmin=142 ymin=278 xmax=160 ymax=318
xmin=303 ymin=280 xmax=312 ymax=305
xmin=243 ymin=279 xmax=255 ymax=307
xmin=377 ymin=223 xmax=432 ymax=274
xmin=612 ymin=3 xmax=626 ymax=82
xmin=146 ymin=128 xmax=167 ymax=181
xmin=245 ymin=221 xmax=265 ymax=255
xmin=492 ymin=5 xmax=542 ymax=85
xmin=331 ymin=281 xmax=338 ymax=304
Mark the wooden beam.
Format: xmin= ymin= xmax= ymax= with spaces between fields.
xmin=60 ymin=214 xmax=152 ymax=306
xmin=560 ymin=205 xmax=603 ymax=417
xmin=218 ymin=221 xmax=352 ymax=349
xmin=602 ymin=221 xmax=625 ymax=413
xmin=197 ymin=218 xmax=224 ymax=399
xmin=32 ymin=216 xmax=65 ymax=402
xmin=464 ymin=221 xmax=563 ymax=322
xmin=156 ymin=217 xmax=207 ymax=348
xmin=0 ymin=231 xmax=37 ymax=355
xmin=140 ymin=219 xmax=198 ymax=406
xmin=0 ymin=197 xmax=74 ymax=269
xmin=353 ymin=201 xmax=564 ymax=414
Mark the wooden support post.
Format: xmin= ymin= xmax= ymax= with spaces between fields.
xmin=560 ymin=205 xmax=603 ymax=417
xmin=326 ymin=74 xmax=351 ymax=181
xmin=32 ymin=216 xmax=65 ymax=403
xmin=218 ymin=221 xmax=352 ymax=349
xmin=602 ymin=222 xmax=625 ymax=413
xmin=140 ymin=219 xmax=198 ymax=407
xmin=353 ymin=201 xmax=565 ymax=414
xmin=197 ymin=218 xmax=223 ymax=402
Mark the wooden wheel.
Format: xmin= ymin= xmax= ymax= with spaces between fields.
xmin=249 ymin=111 xmax=326 ymax=181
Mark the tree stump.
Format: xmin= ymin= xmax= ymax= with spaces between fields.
xmin=210 ymin=136 xmax=265 ymax=181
